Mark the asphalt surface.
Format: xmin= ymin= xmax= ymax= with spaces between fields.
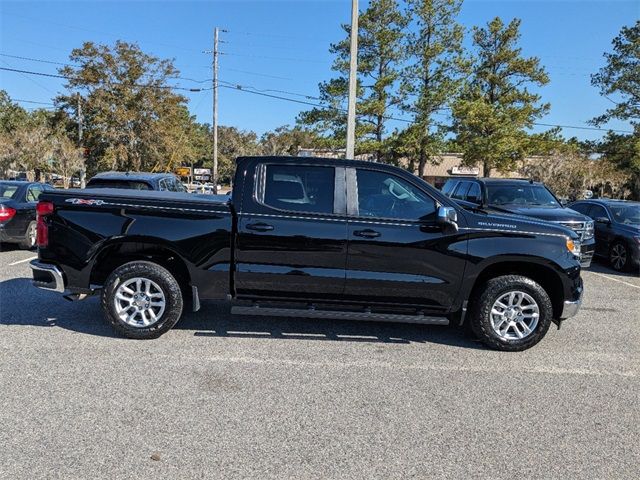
xmin=0 ymin=245 xmax=638 ymax=479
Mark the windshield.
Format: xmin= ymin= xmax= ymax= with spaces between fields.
xmin=487 ymin=185 xmax=559 ymax=206
xmin=87 ymin=180 xmax=152 ymax=190
xmin=0 ymin=183 xmax=20 ymax=199
xmin=610 ymin=204 xmax=640 ymax=225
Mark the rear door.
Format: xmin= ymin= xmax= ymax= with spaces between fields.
xmin=586 ymin=203 xmax=614 ymax=256
xmin=234 ymin=161 xmax=348 ymax=299
xmin=344 ymin=167 xmax=467 ymax=311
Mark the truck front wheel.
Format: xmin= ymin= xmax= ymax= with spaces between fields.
xmin=101 ymin=261 xmax=184 ymax=339
xmin=469 ymin=275 xmax=553 ymax=351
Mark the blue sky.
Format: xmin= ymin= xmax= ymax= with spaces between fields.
xmin=0 ymin=0 xmax=638 ymax=141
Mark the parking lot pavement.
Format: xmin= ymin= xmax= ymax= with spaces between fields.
xmin=0 ymin=248 xmax=638 ymax=480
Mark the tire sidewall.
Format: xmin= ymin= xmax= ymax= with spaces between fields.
xmin=472 ymin=275 xmax=553 ymax=351
xmin=101 ymin=261 xmax=183 ymax=339
xmin=19 ymin=221 xmax=37 ymax=250
xmin=609 ymin=241 xmax=629 ymax=272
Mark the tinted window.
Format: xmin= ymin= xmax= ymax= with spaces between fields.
xmin=589 ymin=204 xmax=609 ymax=220
xmin=570 ymin=203 xmax=591 ymax=215
xmin=356 ymin=169 xmax=436 ymax=220
xmin=263 ymin=165 xmax=334 ymax=214
xmin=452 ymin=182 xmax=471 ymax=200
xmin=441 ymin=180 xmax=458 ymax=196
xmin=26 ymin=185 xmax=43 ymax=202
xmin=486 ymin=185 xmax=559 ymax=206
xmin=609 ymin=204 xmax=640 ymax=225
xmin=87 ymin=179 xmax=152 ymax=190
xmin=0 ymin=183 xmax=19 ymax=199
xmin=466 ymin=183 xmax=482 ymax=203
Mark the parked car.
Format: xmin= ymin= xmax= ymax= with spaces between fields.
xmin=86 ymin=172 xmax=188 ymax=192
xmin=0 ymin=181 xmax=55 ymax=249
xmin=441 ymin=178 xmax=596 ymax=267
xmin=569 ymin=199 xmax=640 ymax=272
xmin=30 ymin=156 xmax=584 ymax=351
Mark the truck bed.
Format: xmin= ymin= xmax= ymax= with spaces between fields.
xmin=38 ymin=187 xmax=234 ymax=300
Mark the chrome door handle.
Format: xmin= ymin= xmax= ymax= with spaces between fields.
xmin=353 ymin=229 xmax=381 ymax=238
xmin=246 ymin=222 xmax=274 ymax=232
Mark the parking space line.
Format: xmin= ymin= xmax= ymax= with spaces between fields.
xmin=8 ymin=256 xmax=37 ymax=266
xmin=585 ymin=270 xmax=640 ymax=290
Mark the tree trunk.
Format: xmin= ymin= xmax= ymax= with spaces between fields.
xmin=418 ymin=145 xmax=427 ymax=179
xmin=483 ymin=159 xmax=491 ymax=178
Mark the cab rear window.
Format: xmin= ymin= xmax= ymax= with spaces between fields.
xmin=87 ymin=180 xmax=152 ymax=190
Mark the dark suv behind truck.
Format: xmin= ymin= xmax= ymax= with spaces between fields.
xmin=441 ymin=177 xmax=595 ymax=267
xmin=30 ymin=156 xmax=584 ymax=351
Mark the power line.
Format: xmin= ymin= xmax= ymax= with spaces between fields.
xmin=222 ymin=51 xmax=327 ymax=64
xmin=2 ymin=64 xmax=633 ymax=136
xmin=0 ymin=53 xmax=76 ymax=67
xmin=0 ymin=66 xmax=207 ymax=92
xmin=13 ymin=98 xmax=55 ymax=106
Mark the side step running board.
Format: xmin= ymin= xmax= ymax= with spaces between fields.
xmin=231 ymin=306 xmax=449 ymax=325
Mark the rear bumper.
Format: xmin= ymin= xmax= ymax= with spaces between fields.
xmin=30 ymin=260 xmax=65 ymax=293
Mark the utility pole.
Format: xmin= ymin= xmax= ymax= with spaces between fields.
xmin=345 ymin=0 xmax=358 ymax=159
xmin=212 ymin=27 xmax=219 ymax=193
xmin=77 ymin=93 xmax=85 ymax=188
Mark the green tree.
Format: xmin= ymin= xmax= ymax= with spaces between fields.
xmin=57 ymin=41 xmax=197 ymax=174
xmin=591 ymin=21 xmax=640 ymax=197
xmin=298 ymin=0 xmax=407 ymax=159
xmin=217 ymin=126 xmax=260 ymax=184
xmin=260 ymin=125 xmax=326 ymax=156
xmin=400 ymin=0 xmax=467 ymax=176
xmin=452 ymin=17 xmax=550 ymax=176
xmin=591 ymin=21 xmax=640 ymax=127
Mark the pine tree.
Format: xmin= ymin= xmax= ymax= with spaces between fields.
xmin=400 ymin=0 xmax=467 ymax=177
xmin=452 ymin=17 xmax=549 ymax=176
xmin=298 ymin=0 xmax=407 ymax=160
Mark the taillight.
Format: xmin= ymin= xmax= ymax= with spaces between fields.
xmin=0 ymin=205 xmax=16 ymax=222
xmin=36 ymin=201 xmax=54 ymax=247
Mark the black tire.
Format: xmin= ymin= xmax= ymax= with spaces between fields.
xmin=18 ymin=221 xmax=37 ymax=250
xmin=609 ymin=241 xmax=630 ymax=272
xmin=469 ymin=275 xmax=553 ymax=351
xmin=101 ymin=261 xmax=183 ymax=339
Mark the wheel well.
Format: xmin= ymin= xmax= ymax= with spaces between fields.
xmin=90 ymin=242 xmax=191 ymax=291
xmin=468 ymin=262 xmax=565 ymax=319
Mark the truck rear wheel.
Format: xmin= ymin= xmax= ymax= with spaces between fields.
xmin=101 ymin=261 xmax=183 ymax=339
xmin=469 ymin=275 xmax=553 ymax=351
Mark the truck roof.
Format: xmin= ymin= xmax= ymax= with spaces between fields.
xmin=446 ymin=177 xmax=545 ymax=186
xmin=89 ymin=171 xmax=177 ymax=182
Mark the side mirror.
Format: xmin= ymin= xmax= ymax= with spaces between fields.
xmin=437 ymin=206 xmax=458 ymax=232
xmin=595 ymin=216 xmax=610 ymax=225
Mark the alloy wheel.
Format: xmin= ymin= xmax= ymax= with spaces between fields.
xmin=114 ymin=277 xmax=166 ymax=327
xmin=610 ymin=244 xmax=627 ymax=271
xmin=490 ymin=291 xmax=540 ymax=340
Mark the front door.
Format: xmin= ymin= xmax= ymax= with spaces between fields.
xmin=344 ymin=167 xmax=467 ymax=312
xmin=235 ymin=162 xmax=348 ymax=300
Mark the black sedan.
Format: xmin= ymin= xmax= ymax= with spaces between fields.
xmin=0 ymin=181 xmax=55 ymax=249
xmin=569 ymin=199 xmax=640 ymax=272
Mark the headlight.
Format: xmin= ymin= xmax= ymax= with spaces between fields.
xmin=583 ymin=220 xmax=594 ymax=240
xmin=566 ymin=238 xmax=581 ymax=257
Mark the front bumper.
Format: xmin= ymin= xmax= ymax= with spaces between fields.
xmin=30 ymin=260 xmax=65 ymax=293
xmin=579 ymin=239 xmax=595 ymax=268
xmin=559 ymin=278 xmax=583 ymax=319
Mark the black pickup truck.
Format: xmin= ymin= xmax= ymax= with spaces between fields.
xmin=30 ymin=156 xmax=584 ymax=351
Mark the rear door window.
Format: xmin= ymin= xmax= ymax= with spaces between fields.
xmin=452 ymin=181 xmax=471 ymax=200
xmin=262 ymin=165 xmax=335 ymax=214
xmin=441 ymin=180 xmax=458 ymax=197
xmin=466 ymin=182 xmax=482 ymax=203
xmin=26 ymin=185 xmax=43 ymax=202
